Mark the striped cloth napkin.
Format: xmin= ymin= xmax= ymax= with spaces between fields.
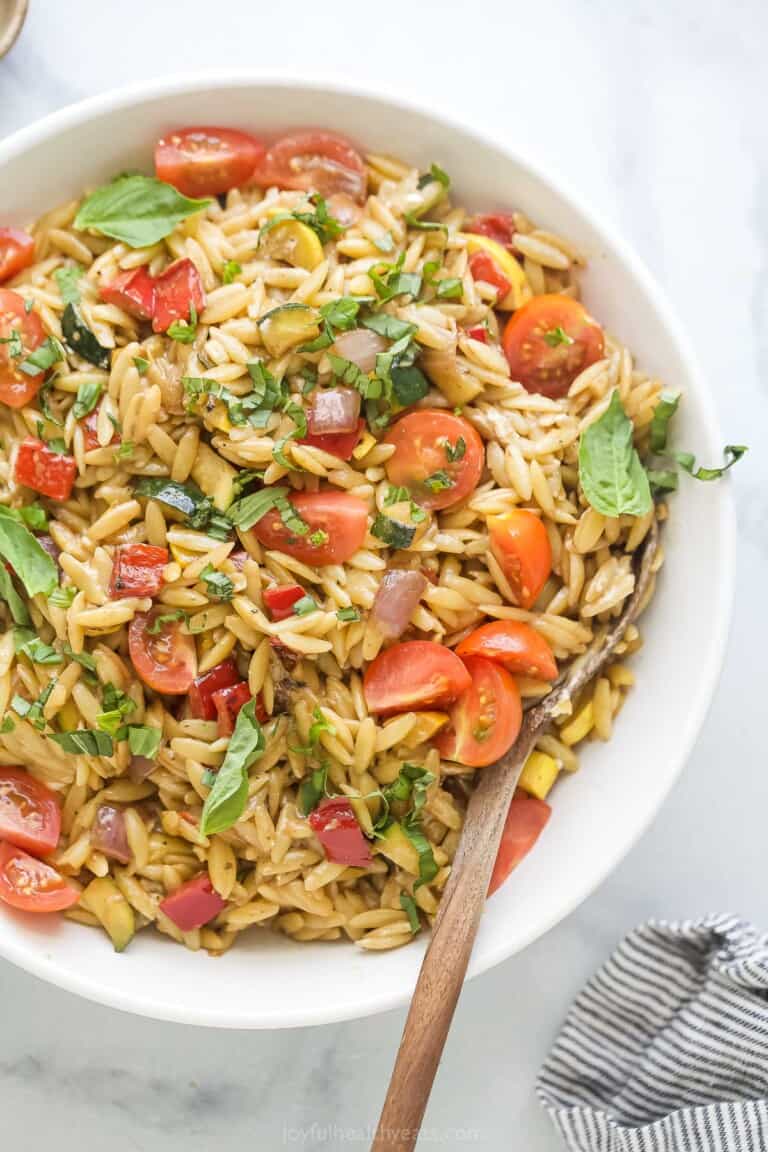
xmin=537 ymin=915 xmax=768 ymax=1151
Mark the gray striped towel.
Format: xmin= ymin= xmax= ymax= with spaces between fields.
xmin=537 ymin=915 xmax=768 ymax=1151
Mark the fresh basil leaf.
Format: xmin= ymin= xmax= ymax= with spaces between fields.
xmin=675 ymin=445 xmax=747 ymax=481
xmin=400 ymin=892 xmax=421 ymax=934
xmin=292 ymin=594 xmax=317 ymax=616
xmin=16 ymin=504 xmax=48 ymax=531
xmin=200 ymin=699 xmax=265 ymax=835
xmin=222 ymin=260 xmax=241 ymax=284
xmin=647 ymin=468 xmax=679 ymax=494
xmin=0 ymin=566 xmax=30 ymax=625
xmin=53 ymin=264 xmax=84 ymax=306
xmin=200 ymin=563 xmax=234 ymax=602
xmin=390 ymin=365 xmax=429 ymax=407
xmin=18 ymin=336 xmax=65 ymax=377
xmin=371 ymin=514 xmax=416 ymax=549
xmin=336 ymin=606 xmax=360 ymax=622
xmin=126 ymin=725 xmax=162 ymax=759
xmin=372 ymin=270 xmax=422 ymax=303
xmin=50 ymin=729 xmax=114 ymax=756
xmin=72 ymin=379 xmax=102 ymax=421
xmin=133 ymin=356 xmax=150 ymax=376
xmin=298 ymin=764 xmax=328 ymax=816
xmin=361 ymin=314 xmax=417 ymax=342
xmin=14 ymin=629 xmax=62 ymax=666
xmin=649 ymin=392 xmax=681 ymax=453
xmin=319 ymin=297 xmax=362 ymax=332
xmin=75 ymin=174 xmax=211 ymax=248
xmin=0 ymin=506 xmax=57 ymax=597
xmin=578 ymin=391 xmax=652 ymax=517
xmin=543 ymin=326 xmax=574 ymax=348
xmin=61 ymin=304 xmax=110 ymax=368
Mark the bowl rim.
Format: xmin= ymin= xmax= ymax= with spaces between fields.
xmin=0 ymin=71 xmax=735 ymax=1028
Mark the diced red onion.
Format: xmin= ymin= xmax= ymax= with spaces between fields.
xmin=92 ymin=804 xmax=131 ymax=863
xmin=331 ymin=328 xmax=388 ymax=375
xmin=327 ymin=193 xmax=363 ymax=227
xmin=371 ymin=569 xmax=428 ymax=640
xmin=307 ymin=386 xmax=361 ymax=435
xmin=129 ymin=755 xmax=156 ymax=783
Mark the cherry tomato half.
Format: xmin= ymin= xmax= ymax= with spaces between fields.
xmin=152 ymin=258 xmax=205 ymax=334
xmin=155 ymin=127 xmax=266 ymax=197
xmin=14 ymin=438 xmax=77 ymax=501
xmin=0 ymin=289 xmax=46 ymax=408
xmin=383 ymin=410 xmax=485 ymax=511
xmin=159 ymin=871 xmax=226 ymax=930
xmin=189 ymin=659 xmax=240 ymax=720
xmin=128 ymin=609 xmax=197 ymax=695
xmin=0 ymin=228 xmax=35 ymax=283
xmin=0 ymin=767 xmax=61 ymax=855
xmin=257 ymin=131 xmax=367 ymax=202
xmin=488 ymin=510 xmax=552 ymax=610
xmin=488 ymin=791 xmax=551 ymax=895
xmin=363 ymin=640 xmax=472 ymax=716
xmin=502 ymin=294 xmax=605 ymax=399
xmin=252 ymin=490 xmax=368 ymax=566
xmin=434 ymin=655 xmax=522 ymax=768
xmin=456 ymin=620 xmax=557 ymax=681
xmin=109 ymin=544 xmax=168 ymax=600
xmin=0 ymin=842 xmax=79 ymax=913
xmin=465 ymin=213 xmax=517 ymax=249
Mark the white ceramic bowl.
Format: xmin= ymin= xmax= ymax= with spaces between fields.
xmin=0 ymin=75 xmax=733 ymax=1028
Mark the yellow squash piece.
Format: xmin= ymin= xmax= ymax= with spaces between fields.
xmin=461 ymin=232 xmax=532 ymax=310
xmin=57 ymin=699 xmax=81 ymax=733
xmin=259 ymin=303 xmax=321 ymax=358
xmin=401 ymin=711 xmax=449 ymax=749
xmin=190 ymin=443 xmax=237 ymax=512
xmin=420 ymin=348 xmax=483 ymax=406
xmin=260 ymin=218 xmax=324 ymax=271
xmin=376 ymin=822 xmax=420 ymax=875
xmin=518 ymin=750 xmax=560 ymax=801
xmin=559 ymin=699 xmax=595 ymax=746
xmin=352 ymin=430 xmax=377 ymax=460
xmin=81 ymin=877 xmax=135 ymax=952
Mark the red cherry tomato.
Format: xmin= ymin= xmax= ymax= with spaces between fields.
xmin=465 ymin=324 xmax=489 ymax=344
xmin=212 ymin=682 xmax=256 ymax=737
xmin=488 ymin=791 xmax=551 ymax=895
xmin=0 ymin=842 xmax=79 ymax=913
xmin=488 ymin=510 xmax=552 ymax=610
xmin=0 ymin=289 xmax=46 ymax=408
xmin=456 ymin=620 xmax=557 ymax=681
xmin=257 ymin=131 xmax=367 ymax=202
xmin=309 ymin=798 xmax=373 ymax=867
xmin=109 ymin=544 xmax=168 ymax=599
xmin=100 ymin=266 xmax=156 ymax=320
xmin=0 ymin=767 xmax=61 ymax=855
xmin=383 ymin=410 xmax=485 ymax=511
xmin=469 ymin=251 xmax=512 ymax=301
xmin=128 ymin=609 xmax=197 ymax=696
xmin=155 ymin=127 xmax=266 ymax=197
xmin=299 ymin=418 xmax=364 ymax=461
xmin=14 ymin=438 xmax=76 ymax=501
xmin=435 ymin=655 xmax=522 ymax=768
xmin=0 ymin=228 xmax=35 ymax=282
xmin=465 ymin=213 xmax=517 ymax=249
xmin=252 ymin=490 xmax=368 ymax=566
xmin=159 ymin=871 xmax=226 ymax=930
xmin=363 ymin=640 xmax=472 ymax=716
xmin=81 ymin=402 xmax=120 ymax=452
xmin=263 ymin=583 xmax=307 ymax=621
xmin=152 ymin=258 xmax=205 ymax=334
xmin=189 ymin=659 xmax=239 ymax=720
xmin=502 ymin=294 xmax=605 ymax=399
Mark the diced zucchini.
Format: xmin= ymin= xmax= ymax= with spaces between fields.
xmin=258 ymin=303 xmax=321 ymax=357
xmin=421 ymin=348 xmax=483 ymax=406
xmin=81 ymin=876 xmax=135 ymax=952
xmin=376 ymin=822 xmax=420 ymax=875
xmin=190 ymin=443 xmax=237 ymax=511
xmin=518 ymin=750 xmax=560 ymax=800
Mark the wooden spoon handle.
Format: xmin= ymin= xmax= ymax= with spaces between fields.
xmin=371 ymin=728 xmax=537 ymax=1151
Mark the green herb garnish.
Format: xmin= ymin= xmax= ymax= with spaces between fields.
xmin=75 ymin=174 xmax=211 ymax=248
xmin=200 ymin=700 xmax=265 ymax=835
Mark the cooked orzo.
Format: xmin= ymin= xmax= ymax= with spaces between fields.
xmin=0 ymin=124 xmax=735 ymax=954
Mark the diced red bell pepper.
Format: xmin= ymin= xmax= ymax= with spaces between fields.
xmin=469 ymin=251 xmax=512 ymax=301
xmin=466 ymin=325 xmax=489 ymax=344
xmin=100 ymin=266 xmax=156 ymax=321
xmin=465 ymin=213 xmax=517 ymax=250
xmin=0 ymin=228 xmax=36 ymax=282
xmin=263 ymin=583 xmax=306 ymax=621
xmin=109 ymin=543 xmax=168 ymax=599
xmin=299 ymin=418 xmax=363 ymax=461
xmin=188 ymin=659 xmax=240 ymax=720
xmin=82 ymin=403 xmax=120 ymax=452
xmin=153 ymin=258 xmax=205 ymax=334
xmin=212 ymin=681 xmax=266 ymax=736
xmin=308 ymin=798 xmax=373 ymax=867
xmin=159 ymin=871 xmax=226 ymax=931
xmin=14 ymin=438 xmax=76 ymax=501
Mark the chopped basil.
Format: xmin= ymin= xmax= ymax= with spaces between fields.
xmin=384 ymin=485 xmax=411 ymax=505
xmin=167 ymin=303 xmax=198 ymax=343
xmin=336 ymin=606 xmax=360 ymax=622
xmin=46 ymin=438 xmax=68 ymax=455
xmin=649 ymin=392 xmax=680 ymax=453
xmin=371 ymin=267 xmax=422 ymax=304
xmin=227 ymin=486 xmax=291 ymax=531
xmin=50 ymin=729 xmax=114 ymax=756
xmin=383 ymin=763 xmax=434 ymax=815
xmin=134 ymin=478 xmax=230 ymax=537
xmin=0 ymin=328 xmax=23 ymax=358
xmin=12 ymin=680 xmax=56 ymax=731
xmin=74 ymin=174 xmax=211 ymax=248
xmin=200 ymin=563 xmax=234 ymax=601
xmin=292 ymin=594 xmax=318 ymax=616
xmin=53 ymin=264 xmax=84 ymax=306
xmin=371 ymin=514 xmax=416 ymax=549
xmin=328 ymin=353 xmax=372 ymax=393
xmin=14 ymin=629 xmax=62 ymax=666
xmin=298 ymin=764 xmax=328 ymax=816
xmin=400 ymin=892 xmax=421 ymax=934
xmin=0 ymin=567 xmax=30 ymax=625
xmin=424 ymin=470 xmax=454 ymax=493
xmin=435 ymin=278 xmax=463 ymax=301
xmin=146 ymin=609 xmax=187 ymax=636
xmin=0 ymin=716 xmax=15 ymax=733
xmin=133 ymin=356 xmax=150 ymax=376
xmin=200 ymin=699 xmax=265 ymax=835
xmin=18 ymin=336 xmax=65 ymax=377
xmin=0 ymin=507 xmax=58 ymax=598
xmin=126 ymin=725 xmax=162 ymax=759
xmin=418 ymin=163 xmax=450 ymax=190
xmin=222 ymin=260 xmax=242 ymax=284
xmin=15 ymin=504 xmax=48 ymax=531
xmin=402 ymin=818 xmax=438 ymax=888
xmin=50 ymin=586 xmax=76 ymax=608
xmin=444 ymin=436 xmax=466 ymax=463
xmin=543 ymin=326 xmax=574 ymax=348
xmin=361 ymin=314 xmax=417 ymax=342
xmin=309 ymin=529 xmax=329 ymax=546
xmin=24 ymin=298 xmax=34 ymax=314
xmin=62 ymin=644 xmax=97 ymax=671
xmin=404 ymin=215 xmax=447 ymax=234
xmin=578 ymin=391 xmax=652 ymax=517
xmin=61 ymin=303 xmax=110 ymax=368
xmin=96 ymin=683 xmax=135 ymax=734
xmin=115 ymin=441 xmax=134 ymax=461
xmin=72 ymin=379 xmax=102 ymax=421
xmin=675 ymin=445 xmax=747 ymax=481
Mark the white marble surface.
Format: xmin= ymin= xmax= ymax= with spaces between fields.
xmin=1 ymin=1 xmax=767 ymax=1148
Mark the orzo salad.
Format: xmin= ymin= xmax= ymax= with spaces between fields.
xmin=0 ymin=126 xmax=743 ymax=953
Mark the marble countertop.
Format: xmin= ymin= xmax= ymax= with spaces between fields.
xmin=1 ymin=1 xmax=767 ymax=1147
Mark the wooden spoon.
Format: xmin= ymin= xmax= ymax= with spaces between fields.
xmin=0 ymin=0 xmax=27 ymax=59
xmin=371 ymin=521 xmax=659 ymax=1151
